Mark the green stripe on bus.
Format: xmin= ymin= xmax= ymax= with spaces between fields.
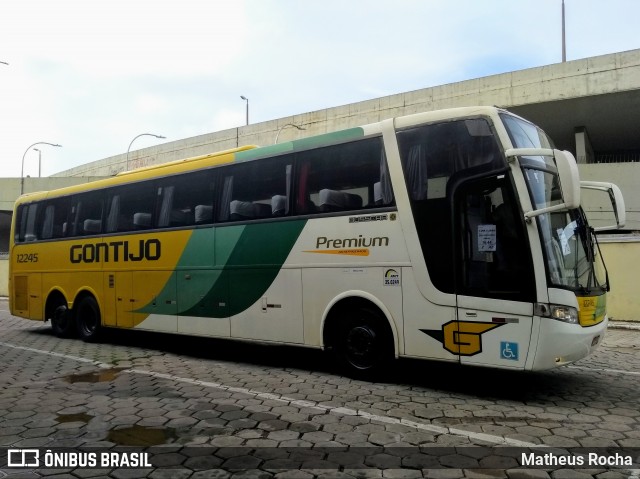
xmin=234 ymin=127 xmax=365 ymax=162
xmin=137 ymin=220 xmax=307 ymax=318
xmin=235 ymin=142 xmax=294 ymax=162
xmin=291 ymin=127 xmax=364 ymax=151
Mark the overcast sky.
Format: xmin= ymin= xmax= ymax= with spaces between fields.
xmin=1 ymin=0 xmax=639 ymax=177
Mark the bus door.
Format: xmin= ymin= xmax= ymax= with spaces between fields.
xmin=453 ymin=175 xmax=536 ymax=368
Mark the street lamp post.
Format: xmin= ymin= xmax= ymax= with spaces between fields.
xmin=240 ymin=95 xmax=249 ymax=125
xmin=562 ymin=0 xmax=567 ymax=62
xmin=274 ymin=123 xmax=306 ymax=144
xmin=21 ymin=142 xmax=62 ymax=194
xmin=33 ymin=148 xmax=42 ymax=177
xmin=126 ymin=133 xmax=166 ymax=171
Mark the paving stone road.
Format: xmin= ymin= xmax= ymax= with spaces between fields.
xmin=0 ymin=297 xmax=639 ymax=478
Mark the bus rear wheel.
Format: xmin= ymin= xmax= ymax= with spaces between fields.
xmin=51 ymin=304 xmax=74 ymax=338
xmin=75 ymin=296 xmax=102 ymax=342
xmin=334 ymin=308 xmax=392 ymax=379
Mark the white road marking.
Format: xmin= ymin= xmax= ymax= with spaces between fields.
xmin=567 ymin=365 xmax=640 ymax=376
xmin=0 ymin=341 xmax=111 ymax=368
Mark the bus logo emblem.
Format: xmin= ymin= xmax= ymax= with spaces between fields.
xmin=421 ymin=320 xmax=504 ymax=356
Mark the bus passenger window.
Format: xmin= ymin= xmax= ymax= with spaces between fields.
xmin=41 ymin=197 xmax=72 ymax=239
xmin=16 ymin=203 xmax=39 ymax=242
xmin=296 ymin=136 xmax=393 ymax=215
xmin=106 ymin=183 xmax=157 ymax=232
xmin=218 ymin=156 xmax=292 ymax=223
xmin=72 ymin=194 xmax=104 ymax=237
xmin=157 ymin=170 xmax=216 ymax=227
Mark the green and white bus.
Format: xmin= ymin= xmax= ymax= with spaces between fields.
xmin=10 ymin=106 xmax=625 ymax=375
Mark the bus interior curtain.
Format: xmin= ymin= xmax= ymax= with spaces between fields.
xmin=379 ymin=149 xmax=394 ymax=204
xmin=41 ymin=205 xmax=54 ymax=239
xmin=71 ymin=202 xmax=82 ymax=236
xmin=297 ymin=162 xmax=311 ymax=212
xmin=219 ymin=176 xmax=234 ymax=221
xmin=106 ymin=195 xmax=120 ymax=232
xmin=158 ymin=186 xmax=175 ymax=227
xmin=285 ymin=164 xmax=292 ymax=215
xmin=406 ymin=144 xmax=428 ymax=201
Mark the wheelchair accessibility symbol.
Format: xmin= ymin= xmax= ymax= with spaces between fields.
xmin=500 ymin=341 xmax=519 ymax=361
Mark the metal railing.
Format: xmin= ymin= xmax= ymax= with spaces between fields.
xmin=592 ymin=153 xmax=640 ymax=164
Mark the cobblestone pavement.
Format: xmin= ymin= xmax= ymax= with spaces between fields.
xmin=0 ymin=298 xmax=639 ymax=478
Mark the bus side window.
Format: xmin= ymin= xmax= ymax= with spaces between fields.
xmin=38 ymin=201 xmax=68 ymax=240
xmin=296 ymin=136 xmax=393 ymax=215
xmin=16 ymin=203 xmax=39 ymax=243
xmin=157 ymin=170 xmax=216 ymax=228
xmin=107 ymin=182 xmax=157 ymax=232
xmin=218 ymin=156 xmax=292 ymax=223
xmin=73 ymin=193 xmax=104 ymax=237
xmin=49 ymin=197 xmax=71 ymax=239
xmin=398 ymin=119 xmax=504 ymax=294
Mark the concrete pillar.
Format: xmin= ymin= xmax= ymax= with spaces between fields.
xmin=575 ymin=126 xmax=594 ymax=164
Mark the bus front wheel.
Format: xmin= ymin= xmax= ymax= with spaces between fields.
xmin=75 ymin=296 xmax=102 ymax=342
xmin=334 ymin=308 xmax=392 ymax=379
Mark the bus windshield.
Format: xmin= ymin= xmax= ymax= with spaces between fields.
xmin=533 ymin=205 xmax=607 ymax=293
xmin=501 ymin=113 xmax=608 ymax=293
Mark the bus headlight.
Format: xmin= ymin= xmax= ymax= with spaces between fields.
xmin=550 ymin=305 xmax=579 ymax=324
xmin=535 ymin=303 xmax=579 ymax=324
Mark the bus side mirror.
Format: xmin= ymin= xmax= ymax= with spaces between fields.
xmin=580 ymin=181 xmax=626 ymax=231
xmin=554 ymin=150 xmax=581 ymax=211
xmin=505 ymin=148 xmax=581 ymax=219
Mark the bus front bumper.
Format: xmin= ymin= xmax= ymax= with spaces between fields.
xmin=530 ymin=316 xmax=608 ymax=371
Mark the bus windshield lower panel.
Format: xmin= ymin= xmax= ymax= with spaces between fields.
xmin=523 ymin=166 xmax=607 ymax=294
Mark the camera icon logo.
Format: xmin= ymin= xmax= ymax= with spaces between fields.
xmin=8 ymin=449 xmax=40 ymax=467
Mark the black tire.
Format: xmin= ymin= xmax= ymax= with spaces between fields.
xmin=75 ymin=295 xmax=102 ymax=342
xmin=51 ymin=303 xmax=75 ymax=338
xmin=334 ymin=308 xmax=393 ymax=379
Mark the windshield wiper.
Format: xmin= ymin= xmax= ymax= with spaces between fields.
xmin=577 ymin=225 xmax=609 ymax=295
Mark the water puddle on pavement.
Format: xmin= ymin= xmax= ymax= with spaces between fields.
xmin=107 ymin=425 xmax=178 ymax=446
xmin=56 ymin=413 xmax=93 ymax=424
xmin=64 ymin=367 xmax=126 ymax=384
